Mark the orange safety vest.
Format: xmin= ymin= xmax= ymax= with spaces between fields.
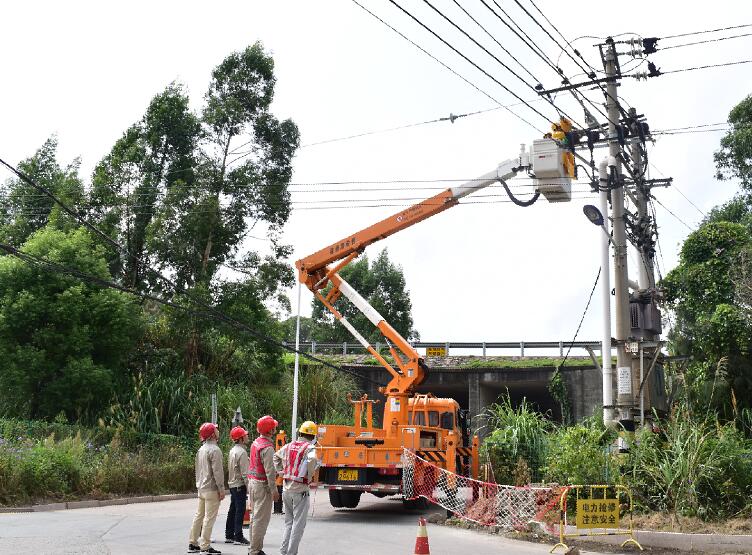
xmin=283 ymin=440 xmax=313 ymax=484
xmin=248 ymin=436 xmax=273 ymax=481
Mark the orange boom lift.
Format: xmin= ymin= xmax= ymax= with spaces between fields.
xmin=296 ymin=128 xmax=575 ymax=508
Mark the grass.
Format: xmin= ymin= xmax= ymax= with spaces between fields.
xmin=0 ymin=420 xmax=195 ymax=506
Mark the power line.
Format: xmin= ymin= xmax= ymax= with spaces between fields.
xmin=385 ymin=0 xmax=549 ymax=132
xmin=651 ymin=195 xmax=695 ymax=232
xmin=660 ymin=31 xmax=752 ymax=51
xmin=662 ymin=59 xmax=752 ymax=74
xmin=449 ymin=0 xmax=542 ymax=86
xmin=298 ymin=103 xmax=529 ymax=149
xmin=352 ymin=0 xmax=541 ymax=133
xmin=648 ymin=162 xmax=706 ymax=218
xmin=414 ymin=0 xmax=585 ymax=126
xmin=661 ymin=23 xmax=752 ymax=41
xmin=559 ymin=266 xmax=601 ymax=370
xmin=0 ymin=242 xmax=382 ymax=386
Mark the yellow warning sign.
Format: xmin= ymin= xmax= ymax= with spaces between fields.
xmin=426 ymin=346 xmax=447 ymax=357
xmin=575 ymin=498 xmax=619 ymax=529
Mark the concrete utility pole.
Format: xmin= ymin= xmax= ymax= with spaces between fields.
xmin=603 ymin=38 xmax=635 ymax=437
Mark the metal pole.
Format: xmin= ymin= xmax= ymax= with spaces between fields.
xmin=640 ymin=346 xmax=645 ymax=427
xmin=292 ymin=281 xmax=302 ymax=441
xmin=599 ymin=159 xmax=614 ymax=424
xmin=604 ymin=38 xmax=634 ymax=430
xmin=629 ymin=107 xmax=653 ymax=290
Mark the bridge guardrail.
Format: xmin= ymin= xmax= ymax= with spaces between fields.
xmin=284 ymin=340 xmax=611 ymax=357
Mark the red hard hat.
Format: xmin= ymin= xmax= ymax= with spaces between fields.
xmin=230 ymin=426 xmax=248 ymax=441
xmin=199 ymin=422 xmax=218 ymax=441
xmin=257 ymin=415 xmax=279 ymax=435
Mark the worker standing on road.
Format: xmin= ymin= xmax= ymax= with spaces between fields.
xmin=189 ymin=422 xmax=225 ymax=554
xmin=273 ymin=421 xmax=320 ymax=555
xmin=247 ymin=415 xmax=280 ymax=555
xmin=225 ymin=426 xmax=250 ymax=546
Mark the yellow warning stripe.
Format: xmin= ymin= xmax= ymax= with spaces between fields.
xmin=417 ymin=451 xmax=446 ymax=463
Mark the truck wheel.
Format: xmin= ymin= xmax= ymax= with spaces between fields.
xmin=329 ymin=489 xmax=344 ymax=508
xmin=403 ymin=497 xmax=428 ymax=510
xmin=340 ymin=490 xmax=362 ymax=509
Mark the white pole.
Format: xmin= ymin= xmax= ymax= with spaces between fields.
xmin=599 ymin=159 xmax=614 ymax=424
xmin=291 ymin=281 xmax=302 ymax=441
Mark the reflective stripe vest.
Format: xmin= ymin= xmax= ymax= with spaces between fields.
xmin=248 ymin=436 xmax=273 ymax=480
xmin=283 ymin=439 xmax=314 ymax=484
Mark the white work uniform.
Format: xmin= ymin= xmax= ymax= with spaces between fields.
xmin=273 ymin=439 xmax=319 ymax=555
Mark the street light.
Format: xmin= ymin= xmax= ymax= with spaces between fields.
xmin=583 ymin=204 xmax=611 ymax=243
xmin=584 ymin=199 xmax=614 ymax=425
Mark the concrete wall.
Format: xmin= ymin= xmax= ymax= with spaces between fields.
xmin=342 ymin=357 xmax=603 ymax=439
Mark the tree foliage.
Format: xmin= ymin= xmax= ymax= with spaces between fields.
xmin=715 ymin=94 xmax=752 ymax=191
xmin=0 ymin=228 xmax=142 ymax=421
xmin=310 ymin=248 xmax=419 ymax=344
xmin=0 ymin=137 xmax=85 ymax=247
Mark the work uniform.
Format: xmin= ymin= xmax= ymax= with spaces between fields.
xmin=189 ymin=439 xmax=225 ymax=551
xmin=225 ymin=442 xmax=250 ymax=542
xmin=273 ymin=438 xmax=319 ymax=555
xmin=247 ymin=434 xmax=276 ymax=555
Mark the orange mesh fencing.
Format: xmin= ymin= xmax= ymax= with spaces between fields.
xmin=402 ymin=449 xmax=561 ymax=531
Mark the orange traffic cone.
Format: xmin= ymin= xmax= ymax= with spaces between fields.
xmin=414 ymin=517 xmax=430 ymax=555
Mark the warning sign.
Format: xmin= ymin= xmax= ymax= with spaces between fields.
xmin=576 ymin=498 xmax=620 ymax=529
xmin=426 ymin=346 xmax=447 ymax=357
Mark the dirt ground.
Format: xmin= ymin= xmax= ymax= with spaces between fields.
xmin=631 ymin=512 xmax=752 ymax=535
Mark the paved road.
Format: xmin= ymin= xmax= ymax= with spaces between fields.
xmin=0 ymin=494 xmax=630 ymax=554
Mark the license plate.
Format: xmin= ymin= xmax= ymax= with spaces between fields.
xmin=337 ymin=469 xmax=359 ymax=481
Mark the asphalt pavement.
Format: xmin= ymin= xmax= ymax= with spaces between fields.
xmin=0 ymin=493 xmax=635 ymax=554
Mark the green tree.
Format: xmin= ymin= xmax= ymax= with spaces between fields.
xmin=310 ymin=248 xmax=419 ymax=345
xmin=90 ymin=43 xmax=298 ymax=375
xmin=662 ymin=203 xmax=752 ymax=413
xmin=0 ymin=137 xmax=85 ymax=246
xmin=89 ymin=83 xmax=200 ymax=289
xmin=0 ymin=227 xmax=142 ymax=421
xmin=715 ymin=94 xmax=752 ymax=191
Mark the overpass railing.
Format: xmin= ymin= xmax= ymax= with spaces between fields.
xmin=283 ymin=340 xmax=611 ymax=358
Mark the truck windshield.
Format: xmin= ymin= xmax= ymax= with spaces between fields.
xmin=440 ymin=411 xmax=454 ymax=430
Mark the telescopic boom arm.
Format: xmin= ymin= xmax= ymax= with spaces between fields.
xmin=295 ymin=138 xmax=573 ymax=430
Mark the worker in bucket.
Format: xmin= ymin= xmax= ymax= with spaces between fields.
xmin=225 ymin=426 xmax=250 ymax=545
xmin=273 ymin=420 xmax=320 ymax=555
xmin=246 ymin=415 xmax=280 ymax=555
xmin=188 ymin=422 xmax=225 ymax=554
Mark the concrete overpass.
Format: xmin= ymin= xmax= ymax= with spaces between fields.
xmin=305 ymin=354 xmax=603 ymax=437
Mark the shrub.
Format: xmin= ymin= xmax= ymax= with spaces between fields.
xmin=544 ymin=418 xmax=616 ymax=485
xmin=481 ymin=395 xmax=553 ymax=484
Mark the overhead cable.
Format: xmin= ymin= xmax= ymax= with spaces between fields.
xmin=385 ymin=0 xmax=550 ymax=131
xmin=0 ymin=242 xmax=382 ymax=386
xmin=0 ymin=156 xmax=381 ymax=384
xmin=661 ymin=23 xmax=752 ymax=41
xmin=356 ymin=0 xmax=542 ymax=133
xmin=415 ymin=0 xmax=584 ymax=127
xmin=661 ymin=59 xmax=752 ymax=74
xmin=659 ymin=31 xmax=752 ymax=51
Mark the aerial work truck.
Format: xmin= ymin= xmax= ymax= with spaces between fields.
xmin=295 ymin=123 xmax=575 ymax=509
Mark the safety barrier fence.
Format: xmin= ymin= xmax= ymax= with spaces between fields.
xmin=550 ymin=484 xmax=642 ymax=553
xmin=284 ymin=339 xmax=605 ymax=357
xmin=401 ymin=450 xmax=561 ymax=531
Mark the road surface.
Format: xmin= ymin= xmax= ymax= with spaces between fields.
xmin=0 ymin=493 xmax=634 ymax=554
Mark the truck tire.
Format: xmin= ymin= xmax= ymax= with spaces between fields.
xmin=340 ymin=490 xmax=362 ymax=509
xmin=329 ymin=488 xmax=344 ymax=508
xmin=402 ymin=496 xmax=428 ymax=510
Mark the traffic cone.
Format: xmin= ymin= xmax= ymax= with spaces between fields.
xmin=414 ymin=517 xmax=430 ymax=555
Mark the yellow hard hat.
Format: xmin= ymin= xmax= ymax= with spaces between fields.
xmin=299 ymin=420 xmax=318 ymax=436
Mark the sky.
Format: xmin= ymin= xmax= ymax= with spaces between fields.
xmin=1 ymin=1 xmax=751 ymax=353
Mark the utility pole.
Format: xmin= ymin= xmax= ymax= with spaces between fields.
xmin=603 ymin=38 xmax=635 ymax=440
